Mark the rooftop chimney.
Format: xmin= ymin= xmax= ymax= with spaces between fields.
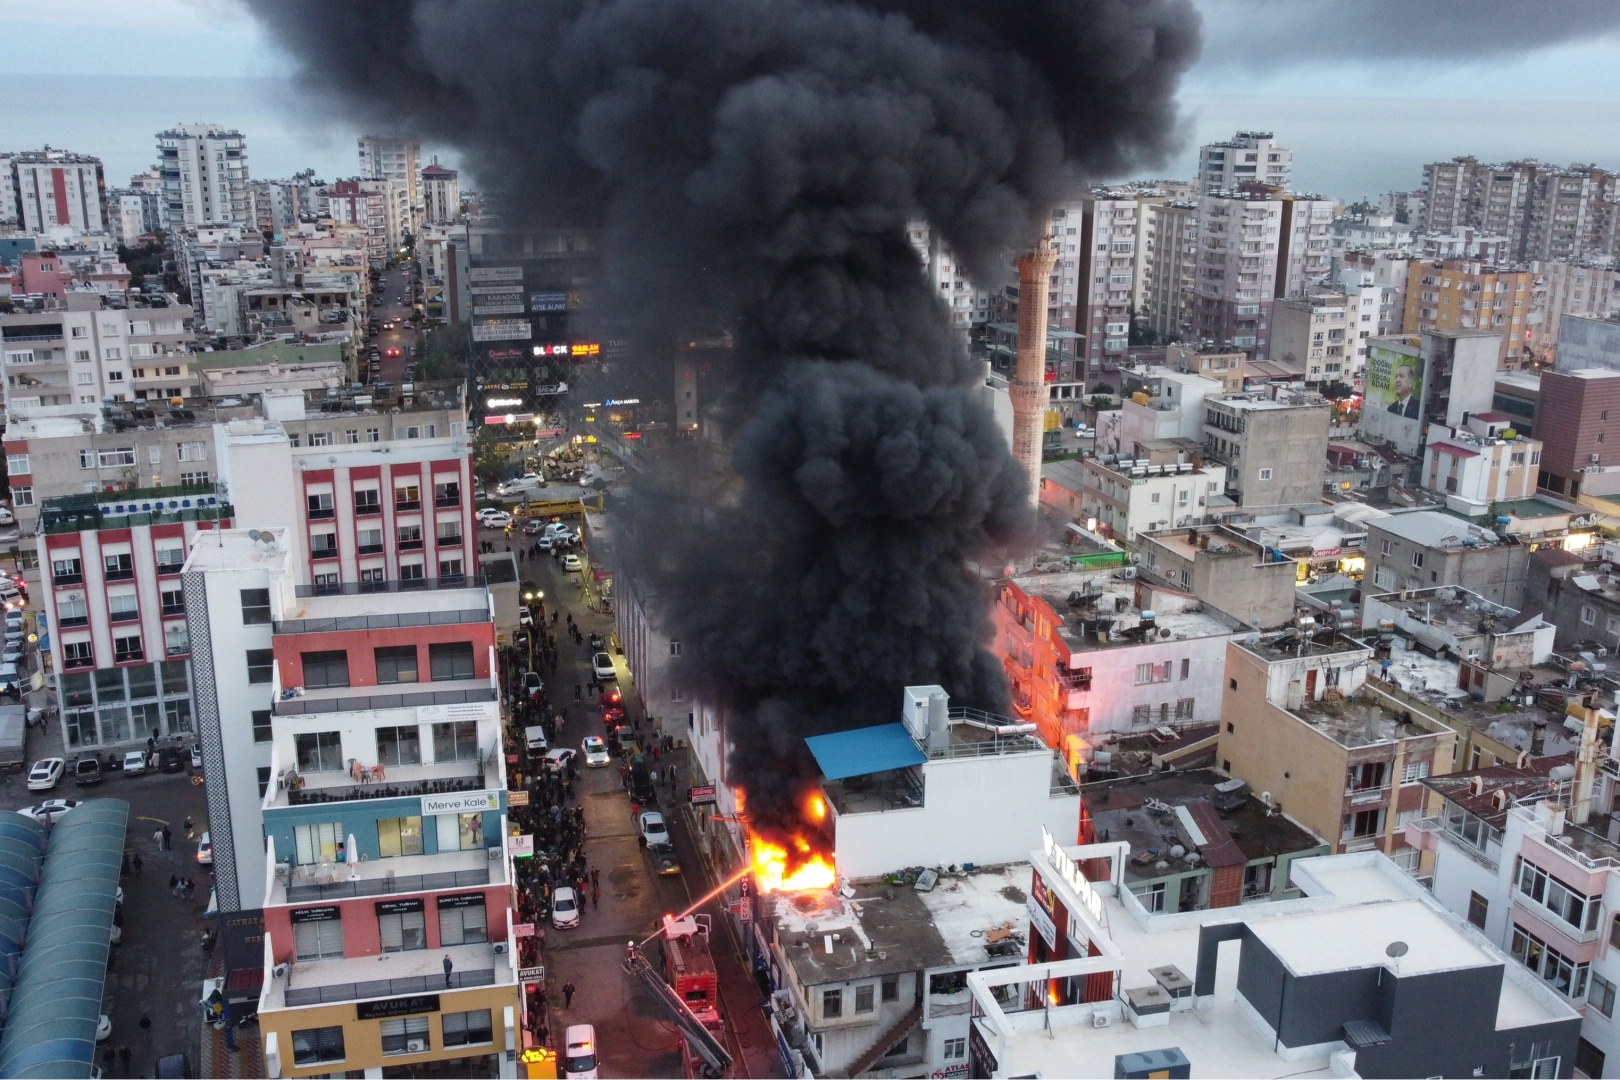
xmin=1011 ymin=238 xmax=1057 ymax=516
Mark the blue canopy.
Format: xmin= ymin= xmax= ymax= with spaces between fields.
xmin=805 ymin=723 xmax=927 ymax=781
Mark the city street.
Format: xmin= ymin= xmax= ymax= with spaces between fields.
xmin=507 ymin=528 xmax=784 ymax=1078
xmin=367 ymin=264 xmax=420 ymax=387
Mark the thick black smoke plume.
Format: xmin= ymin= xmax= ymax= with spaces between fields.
xmin=250 ymin=0 xmax=1201 ymax=854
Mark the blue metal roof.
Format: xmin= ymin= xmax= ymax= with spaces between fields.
xmin=805 ymin=723 xmax=927 ymax=781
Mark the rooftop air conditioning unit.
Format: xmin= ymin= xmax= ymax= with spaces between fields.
xmin=406 ymin=1038 xmax=427 ymax=1053
xmin=1092 ymin=1012 xmax=1112 ymax=1028
xmin=492 ymin=941 xmax=509 ymax=954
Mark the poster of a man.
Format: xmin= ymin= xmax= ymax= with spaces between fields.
xmin=1386 ymin=361 xmax=1421 ymax=418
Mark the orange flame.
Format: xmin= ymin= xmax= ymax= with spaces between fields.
xmin=751 ymin=835 xmax=836 ymax=893
xmin=805 ymin=792 xmax=827 ymax=822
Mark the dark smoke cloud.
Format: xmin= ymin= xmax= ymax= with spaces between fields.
xmin=1195 ymin=0 xmax=1620 ymax=65
xmin=248 ymin=0 xmax=1201 ymax=854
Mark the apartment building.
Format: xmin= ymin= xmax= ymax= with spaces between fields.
xmin=1526 ymin=546 xmax=1620 ymax=651
xmin=1118 ymin=369 xmax=1220 ymax=455
xmin=1076 ymin=453 xmax=1226 ymax=543
xmin=180 ymin=528 xmax=520 ymax=1076
xmin=358 ymin=135 xmax=421 ymax=229
xmin=1052 ymin=193 xmax=1137 ymax=378
xmin=1270 ymin=292 xmax=1354 ymax=385
xmin=1134 ymin=524 xmax=1298 ymax=630
xmin=8 ymin=149 xmax=108 ymax=236
xmin=1536 ymin=261 xmax=1620 ymax=362
xmin=1192 ymin=191 xmax=1335 ymax=359
xmin=157 ymin=124 xmax=251 ymax=232
xmin=1196 ymin=131 xmax=1291 ymax=195
xmin=1340 ymin=249 xmax=1411 ymax=334
xmin=1421 ymin=413 xmax=1542 ymax=514
xmin=1403 ymin=258 xmax=1539 ymax=365
xmin=906 ymin=221 xmax=991 ymax=336
xmin=1555 ymin=315 xmax=1620 ymax=374
xmin=1219 ymin=633 xmax=1456 ymax=867
xmin=1410 ymin=703 xmax=1620 ymax=1078
xmin=1361 ymin=329 xmax=1503 ymax=457
xmin=1200 ymin=389 xmax=1331 ymax=514
xmin=0 ymin=291 xmax=193 ymax=412
xmin=319 ymin=181 xmax=392 ymax=268
xmin=994 ymin=567 xmax=1237 ymax=760
xmin=1164 ymin=342 xmax=1247 ymax=392
xmin=1535 ymin=367 xmax=1620 ymax=499
xmin=421 ymin=161 xmax=461 ymax=227
xmin=1141 ymin=200 xmax=1197 ymax=342
xmin=1363 ymin=510 xmax=1531 ymax=608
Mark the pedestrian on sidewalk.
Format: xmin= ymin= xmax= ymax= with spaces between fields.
xmin=131 ymin=852 xmax=142 ymax=877
xmin=563 ymin=979 xmax=576 ymax=1008
xmin=590 ymin=865 xmax=600 ymax=893
xmin=161 ymin=824 xmax=172 ymax=850
xmin=443 ymin=954 xmax=454 ymax=988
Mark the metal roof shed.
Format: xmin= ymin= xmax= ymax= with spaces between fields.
xmin=0 ymin=799 xmax=127 ymax=1079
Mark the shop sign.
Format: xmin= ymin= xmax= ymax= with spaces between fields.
xmin=1026 ymin=895 xmax=1057 ymax=950
xmin=509 ymin=834 xmax=535 ymax=857
xmin=422 ymin=790 xmax=500 ymax=815
xmin=356 ymin=994 xmax=440 ymax=1020
xmin=689 ymin=784 xmax=717 ymax=805
xmin=468 ymin=266 xmax=523 ymax=283
xmin=473 ymin=319 xmax=533 ymax=342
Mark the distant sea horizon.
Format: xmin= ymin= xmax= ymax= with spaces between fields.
xmin=9 ymin=73 xmax=1620 ymax=207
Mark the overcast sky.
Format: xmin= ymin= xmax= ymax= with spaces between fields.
xmin=5 ymin=0 xmax=1620 ymax=199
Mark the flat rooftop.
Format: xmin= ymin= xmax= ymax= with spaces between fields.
xmin=1370 ymin=639 xmax=1577 ymax=754
xmin=1012 ymin=568 xmax=1234 ymax=652
xmin=1237 ymin=630 xmax=1371 ymax=665
xmin=1083 ymin=770 xmax=1324 ymax=885
xmin=1367 ymin=586 xmax=1520 ymax=636
xmin=275 ymin=581 xmax=491 ymax=630
xmin=771 ymin=882 xmax=953 ymax=986
xmin=991 ymin=853 xmax=1575 ymax=1079
xmin=1139 ymin=527 xmax=1267 ymax=565
xmin=1294 ymin=693 xmax=1443 ymax=748
xmin=182 ymin=527 xmax=293 ymax=574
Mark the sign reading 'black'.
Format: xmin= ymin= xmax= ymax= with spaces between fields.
xmin=356 ymin=994 xmax=440 ymax=1021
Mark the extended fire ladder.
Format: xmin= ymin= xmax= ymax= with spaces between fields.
xmin=622 ymin=941 xmax=733 ymax=1078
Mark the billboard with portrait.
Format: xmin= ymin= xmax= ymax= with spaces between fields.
xmin=1362 ymin=344 xmax=1427 ymax=454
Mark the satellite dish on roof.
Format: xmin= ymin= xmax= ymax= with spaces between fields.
xmin=248 ymin=530 xmax=262 ymax=542
xmin=1385 ymin=941 xmax=1409 ymax=958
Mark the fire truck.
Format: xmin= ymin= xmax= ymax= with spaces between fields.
xmin=624 ymin=913 xmax=732 ymax=1078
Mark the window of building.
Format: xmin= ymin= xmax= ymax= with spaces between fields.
xmin=822 ymin=988 xmax=842 ymax=1019
xmin=300 ymin=650 xmax=349 ymax=689
xmin=246 ymin=648 xmax=274 ymax=683
xmin=439 ymin=558 xmax=463 ymax=579
xmin=240 ymin=588 xmax=271 ymax=625
xmin=308 ymin=431 xmax=332 ymax=447
xmin=5 ymin=454 xmax=27 ymax=475
xmin=11 ymin=487 xmax=30 ymax=507
xmin=1372 ymin=565 xmax=1395 ymax=589
xmin=97 ymin=447 xmax=135 ymax=468
xmin=1176 ymin=698 xmax=1195 ymax=720
xmin=375 ymin=645 xmax=418 ymax=684
xmin=855 ymin=984 xmax=875 ymax=1013
xmin=434 ymin=481 xmax=460 ymax=506
xmin=1592 ymin=973 xmax=1618 ymax=1019
xmin=104 ymin=552 xmax=133 ymax=580
xmin=670 ymin=640 xmax=683 ymax=657
xmin=378 ymin=816 xmax=425 ymax=858
xmin=442 ymin=1009 xmax=493 ymax=1048
xmin=881 ymin=975 xmax=898 ymax=1002
xmin=291 ymin=911 xmax=344 ymax=962
xmin=52 ymin=557 xmax=83 ymax=584
xmin=113 ymin=633 xmax=144 ymax=663
xmin=1511 ymin=925 xmax=1590 ymax=999
xmin=1380 ymin=539 xmax=1392 ymax=555
xmin=379 ymin=1014 xmax=431 ymax=1055
xmin=251 ymin=709 xmax=273 ymax=743
xmin=1468 ymin=891 xmax=1489 ymax=930
xmin=399 ymin=561 xmax=425 ymax=581
xmin=1582 ymin=607 xmax=1597 ymax=625
xmin=1402 ymin=761 xmax=1430 ymax=783
xmin=671 ymin=686 xmax=685 ymax=702
xmin=1257 ymin=467 xmax=1273 ymax=481
xmin=306 ymin=491 xmax=333 ymax=518
xmin=438 ymin=894 xmax=489 ymax=945
xmin=1179 ymin=658 xmax=1190 ymax=680
xmin=155 ymin=545 xmax=185 ymax=572
xmin=1517 ymin=859 xmax=1602 ymax=934
xmin=295 ymin=731 xmax=344 ymax=772
xmin=377 ymin=725 xmax=422 ymax=767
xmin=177 ymin=441 xmax=206 ymax=461
xmin=429 ymin=642 xmax=475 ymax=682
xmin=354 ymin=488 xmax=381 ymax=514
xmin=433 ymin=721 xmax=479 ymax=762
xmin=377 ymin=899 xmax=427 ymax=952
xmin=291 ymin=1027 xmax=346 ymax=1067
xmin=395 ymin=483 xmax=421 ymax=509
xmin=367 ymin=427 xmax=380 ymax=442
xmin=1134 ymin=662 xmax=1170 ymax=684
xmin=1411 ymin=551 xmax=1425 ymax=569
xmin=398 ymin=523 xmax=423 ymax=548
xmin=1347 ymin=808 xmax=1383 ymax=838
xmin=293 ymin=822 xmax=344 ymax=865
xmin=345 ymin=429 xmax=360 ymax=444
xmin=943 ymin=1038 xmax=966 ymax=1060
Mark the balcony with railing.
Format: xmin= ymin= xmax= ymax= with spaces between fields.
xmin=295 ymin=575 xmax=487 ymax=599
xmin=272 ymin=846 xmax=504 ymax=906
xmin=271 ymin=938 xmax=509 ymax=1010
xmin=40 ymin=486 xmax=229 ymax=534
xmin=266 ymin=737 xmax=503 ymax=808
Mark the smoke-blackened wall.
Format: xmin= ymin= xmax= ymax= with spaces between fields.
xmin=249 ymin=0 xmax=1201 ymax=851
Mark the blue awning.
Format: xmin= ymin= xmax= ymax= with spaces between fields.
xmin=805 ymin=723 xmax=927 ymax=781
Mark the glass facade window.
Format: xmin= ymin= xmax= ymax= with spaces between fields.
xmin=377 ymin=725 xmax=422 ymax=767
xmin=300 ymin=650 xmax=349 ymax=689
xmin=377 ymin=816 xmax=424 ymax=858
xmin=433 ymin=721 xmax=479 ymax=763
xmin=380 ymin=1015 xmax=430 ymax=1055
xmin=429 ymin=642 xmax=475 ymax=682
xmin=375 ymin=645 xmax=418 ymax=684
xmin=441 ymin=1009 xmax=493 ymax=1047
xmin=295 ymin=731 xmax=344 ymax=772
xmin=291 ymin=1027 xmax=344 ymax=1066
xmin=293 ymin=822 xmax=344 ymax=865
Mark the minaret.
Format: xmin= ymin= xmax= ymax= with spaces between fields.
xmin=1011 ymin=238 xmax=1057 ymax=515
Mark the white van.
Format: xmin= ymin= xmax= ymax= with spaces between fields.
xmin=563 ymin=1024 xmax=599 ymax=1079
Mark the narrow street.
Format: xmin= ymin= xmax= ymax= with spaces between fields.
xmin=507 ymin=523 xmax=784 ymax=1078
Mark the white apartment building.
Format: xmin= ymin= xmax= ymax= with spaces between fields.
xmin=421 ymin=160 xmax=460 ymax=226
xmin=1046 ymin=192 xmax=1137 ymax=378
xmin=320 ymin=181 xmax=392 ymax=267
xmin=1078 ymin=455 xmax=1228 ymax=543
xmin=1197 ymin=131 xmax=1291 ymax=195
xmin=906 ymin=221 xmax=991 ymax=336
xmin=1271 ymin=291 xmax=1355 ymax=384
xmin=1421 ymin=413 xmax=1542 ymax=513
xmin=157 ymin=124 xmax=251 ymax=232
xmin=358 ymin=135 xmax=422 ymax=228
xmin=112 ymin=193 xmax=146 ymax=246
xmin=0 ymin=292 xmax=192 ymax=411
xmin=1536 ymin=260 xmax=1620 ymax=361
xmin=9 ymin=150 xmax=108 ymax=236
xmin=1143 ymin=200 xmax=1197 ymax=342
xmin=1192 ymin=191 xmax=1335 ymax=359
